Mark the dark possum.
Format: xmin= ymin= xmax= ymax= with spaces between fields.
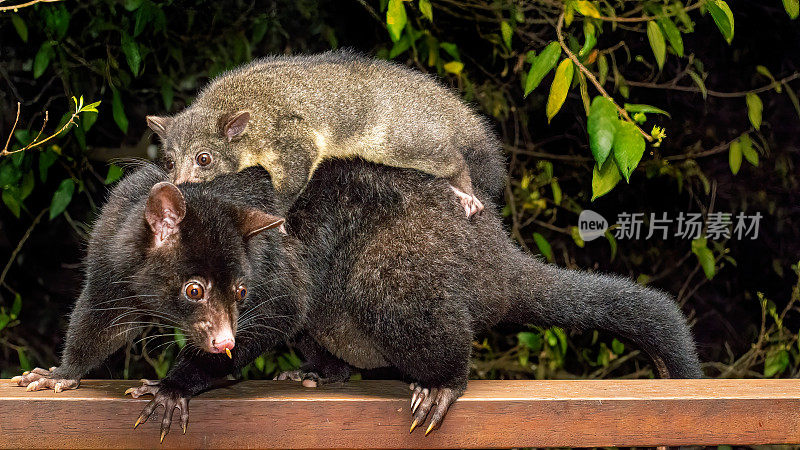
xmin=121 ymin=159 xmax=701 ymax=439
xmin=11 ymin=164 xmax=304 ymax=412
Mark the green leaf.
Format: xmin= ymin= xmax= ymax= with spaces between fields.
xmin=612 ymin=121 xmax=645 ymax=182
xmin=174 ymin=328 xmax=186 ymax=348
xmin=728 ymin=139 xmax=742 ymax=175
xmin=707 ymin=0 xmax=734 ymax=44
xmin=647 ymin=21 xmax=666 ymax=70
xmin=691 ymin=238 xmax=716 ymax=280
xmin=785 ymin=84 xmax=800 ymax=121
xmin=2 ymin=189 xmax=21 ymax=218
xmin=10 ymin=294 xmax=22 ymax=319
xmin=11 ymin=14 xmax=28 ymax=43
xmin=0 ymin=160 xmax=22 ymax=188
xmin=579 ymin=22 xmax=597 ymax=57
xmin=657 ymin=17 xmax=683 ymax=57
xmin=501 ymin=21 xmax=513 ymax=49
xmin=161 ymin=81 xmax=174 ymax=111
xmin=611 ymin=338 xmax=625 ymax=355
xmin=105 ymin=164 xmax=124 ymax=184
xmin=784 ymin=0 xmax=799 ymax=19
xmin=688 ymin=70 xmax=707 ymax=99
xmin=517 ymin=331 xmax=542 ymax=352
xmin=124 ymin=0 xmax=143 ymax=11
xmin=546 ymin=59 xmax=574 ymax=123
xmin=19 ymin=171 xmax=34 ymax=200
xmin=38 ymin=150 xmax=57 ymax=182
xmin=740 ymin=134 xmax=759 ymax=167
xmin=624 ymin=103 xmax=671 ymax=118
xmin=17 ymin=348 xmax=31 ymax=372
xmin=49 ymin=179 xmax=75 ymax=220
xmin=524 ymin=42 xmax=561 ymax=97
xmin=33 ymin=42 xmax=54 ymax=79
xmin=419 ymin=0 xmax=433 ymax=21
xmin=574 ymin=1 xmax=600 ymax=18
xmin=587 ymin=96 xmax=618 ymax=166
xmin=591 ymin=157 xmax=622 ymax=201
xmin=112 ymin=88 xmax=129 ymax=134
xmin=533 ymin=232 xmax=554 ymax=262
xmin=121 ymin=32 xmax=141 ymax=76
xmin=386 ymin=0 xmax=407 ymax=42
xmin=550 ymin=179 xmax=562 ymax=205
xmin=764 ymin=348 xmax=790 ymax=377
xmin=746 ymin=93 xmax=763 ymax=130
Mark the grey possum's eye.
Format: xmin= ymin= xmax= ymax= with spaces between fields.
xmin=162 ymin=158 xmax=175 ymax=171
xmin=195 ymin=151 xmax=212 ymax=167
xmin=184 ymin=281 xmax=205 ymax=301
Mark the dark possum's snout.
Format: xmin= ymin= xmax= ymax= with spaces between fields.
xmin=183 ymin=280 xmax=243 ymax=356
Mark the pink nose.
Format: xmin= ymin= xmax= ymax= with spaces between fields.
xmin=212 ymin=338 xmax=235 ymax=353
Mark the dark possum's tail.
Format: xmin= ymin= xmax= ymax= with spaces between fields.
xmin=502 ymin=253 xmax=702 ymax=379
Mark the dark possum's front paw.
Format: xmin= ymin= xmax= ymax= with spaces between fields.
xmin=274 ymin=369 xmax=323 ymax=387
xmin=11 ymin=367 xmax=80 ymax=392
xmin=126 ymin=379 xmax=190 ymax=443
xmin=408 ymin=383 xmax=462 ymax=436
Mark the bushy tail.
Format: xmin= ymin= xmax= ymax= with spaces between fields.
xmin=502 ymin=253 xmax=702 ymax=379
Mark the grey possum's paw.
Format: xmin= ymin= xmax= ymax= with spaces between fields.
xmin=408 ymin=383 xmax=462 ymax=436
xmin=449 ymin=186 xmax=484 ymax=218
xmin=127 ymin=379 xmax=190 ymax=443
xmin=11 ymin=367 xmax=80 ymax=393
xmin=274 ymin=369 xmax=323 ymax=388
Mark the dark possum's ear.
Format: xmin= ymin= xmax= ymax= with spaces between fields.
xmin=239 ymin=209 xmax=285 ymax=239
xmin=219 ymin=111 xmax=250 ymax=142
xmin=146 ymin=116 xmax=173 ymax=141
xmin=145 ymin=182 xmax=187 ymax=246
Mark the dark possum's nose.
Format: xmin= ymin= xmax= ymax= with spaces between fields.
xmin=209 ymin=324 xmax=235 ymax=354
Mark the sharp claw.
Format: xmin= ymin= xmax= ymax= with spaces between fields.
xmin=54 ymin=383 xmax=62 ymax=393
xmin=412 ymin=396 xmax=422 ymax=414
xmin=410 ymin=419 xmax=419 ymax=433
xmin=425 ymin=423 xmax=435 ymax=436
xmin=160 ymin=430 xmax=167 ymax=443
xmin=134 ymin=417 xmax=143 ymax=429
xmin=124 ymin=387 xmax=135 ymax=396
xmin=22 ymin=371 xmax=29 ymax=376
xmin=182 ymin=423 xmax=187 ymax=435
xmin=225 ymin=348 xmax=232 ymax=359
xmin=26 ymin=381 xmax=38 ymax=391
xmin=11 ymin=376 xmax=22 ymax=383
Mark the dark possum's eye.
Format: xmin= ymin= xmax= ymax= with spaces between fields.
xmin=236 ymin=285 xmax=247 ymax=301
xmin=195 ymin=151 xmax=212 ymax=167
xmin=184 ymin=281 xmax=205 ymax=301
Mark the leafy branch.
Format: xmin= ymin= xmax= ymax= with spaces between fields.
xmin=556 ymin=11 xmax=653 ymax=142
xmin=1 ymin=96 xmax=100 ymax=157
xmin=0 ymin=0 xmax=60 ymax=13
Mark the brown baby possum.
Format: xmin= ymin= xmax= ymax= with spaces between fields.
xmin=120 ymin=160 xmax=701 ymax=441
xmin=10 ymin=164 xmax=305 ymax=434
xmin=145 ymin=50 xmax=506 ymax=217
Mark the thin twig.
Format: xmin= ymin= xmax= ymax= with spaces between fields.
xmin=592 ymin=1 xmax=704 ymax=23
xmin=555 ymin=11 xmax=653 ymax=142
xmin=626 ymin=72 xmax=800 ymax=98
xmin=0 ymin=208 xmax=48 ymax=290
xmin=0 ymin=0 xmax=59 ymax=12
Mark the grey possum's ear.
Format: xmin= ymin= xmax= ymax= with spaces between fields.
xmin=146 ymin=116 xmax=173 ymax=141
xmin=219 ymin=111 xmax=250 ymax=142
xmin=145 ymin=182 xmax=187 ymax=246
xmin=240 ymin=209 xmax=286 ymax=239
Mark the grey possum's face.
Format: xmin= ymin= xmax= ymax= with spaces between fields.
xmin=146 ymin=111 xmax=251 ymax=184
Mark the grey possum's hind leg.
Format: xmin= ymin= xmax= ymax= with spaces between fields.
xmin=11 ymin=367 xmax=80 ymax=392
xmin=409 ymin=382 xmax=465 ymax=435
xmin=447 ymin=161 xmax=483 ymax=218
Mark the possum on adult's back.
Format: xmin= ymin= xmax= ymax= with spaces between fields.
xmin=10 ymin=164 xmax=306 ymax=442
xmin=145 ymin=50 xmax=506 ymax=218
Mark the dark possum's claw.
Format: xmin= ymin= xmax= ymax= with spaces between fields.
xmin=449 ymin=186 xmax=484 ymax=218
xmin=274 ymin=369 xmax=322 ymax=388
xmin=11 ymin=367 xmax=80 ymax=392
xmin=126 ymin=379 xmax=190 ymax=442
xmin=408 ymin=383 xmax=461 ymax=436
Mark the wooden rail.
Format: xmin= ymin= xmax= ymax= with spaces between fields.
xmin=1 ymin=379 xmax=799 ymax=448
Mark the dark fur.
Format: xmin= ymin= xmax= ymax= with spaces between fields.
xmin=139 ymin=158 xmax=701 ymax=434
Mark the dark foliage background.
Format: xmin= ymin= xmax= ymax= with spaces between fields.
xmin=0 ymin=0 xmax=798 ymax=383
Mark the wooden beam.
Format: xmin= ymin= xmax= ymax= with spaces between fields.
xmin=1 ymin=379 xmax=798 ymax=448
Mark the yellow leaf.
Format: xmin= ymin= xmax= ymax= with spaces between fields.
xmin=574 ymin=1 xmax=601 ymax=18
xmin=443 ymin=61 xmax=463 ymax=75
xmin=546 ymin=59 xmax=574 ymax=123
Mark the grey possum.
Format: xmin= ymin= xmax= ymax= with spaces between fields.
xmin=145 ymin=50 xmax=506 ymax=217
xmin=114 ymin=159 xmax=701 ymax=440
xmin=10 ymin=164 xmax=304 ymax=437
